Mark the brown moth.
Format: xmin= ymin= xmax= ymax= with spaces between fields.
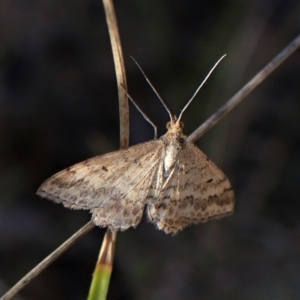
xmin=37 ymin=56 xmax=235 ymax=234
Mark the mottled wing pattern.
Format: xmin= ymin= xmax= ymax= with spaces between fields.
xmin=92 ymin=157 xmax=165 ymax=230
xmin=147 ymin=142 xmax=235 ymax=234
xmin=37 ymin=140 xmax=166 ymax=230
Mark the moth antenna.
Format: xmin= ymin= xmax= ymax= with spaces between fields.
xmin=130 ymin=56 xmax=173 ymax=122
xmin=121 ymin=85 xmax=158 ymax=139
xmin=177 ymin=54 xmax=226 ymax=122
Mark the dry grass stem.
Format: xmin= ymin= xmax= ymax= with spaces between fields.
xmin=102 ymin=0 xmax=129 ymax=149
xmin=87 ymin=0 xmax=129 ymax=299
xmin=0 ymin=221 xmax=95 ymax=300
xmin=187 ymin=32 xmax=300 ymax=143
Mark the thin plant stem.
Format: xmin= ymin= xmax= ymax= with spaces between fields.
xmin=102 ymin=0 xmax=129 ymax=149
xmin=0 ymin=222 xmax=95 ymax=300
xmin=187 ymin=32 xmax=300 ymax=143
xmin=87 ymin=230 xmax=116 ymax=300
xmin=87 ymin=0 xmax=129 ymax=299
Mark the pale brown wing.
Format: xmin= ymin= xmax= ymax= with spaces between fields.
xmin=37 ymin=140 xmax=166 ymax=229
xmin=147 ymin=142 xmax=235 ymax=234
xmin=91 ymin=157 xmax=165 ymax=230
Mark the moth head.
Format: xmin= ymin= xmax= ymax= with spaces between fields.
xmin=166 ymin=117 xmax=184 ymax=131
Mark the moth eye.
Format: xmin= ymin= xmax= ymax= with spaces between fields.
xmin=179 ymin=121 xmax=184 ymax=129
xmin=166 ymin=121 xmax=171 ymax=129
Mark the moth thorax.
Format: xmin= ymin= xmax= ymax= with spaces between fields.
xmin=163 ymin=132 xmax=185 ymax=179
xmin=163 ymin=143 xmax=180 ymax=178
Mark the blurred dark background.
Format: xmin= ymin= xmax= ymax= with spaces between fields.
xmin=1 ymin=0 xmax=300 ymax=299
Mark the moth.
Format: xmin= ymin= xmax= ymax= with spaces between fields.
xmin=37 ymin=56 xmax=234 ymax=234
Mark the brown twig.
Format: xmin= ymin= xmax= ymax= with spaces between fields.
xmin=0 ymin=221 xmax=95 ymax=300
xmin=187 ymin=32 xmax=300 ymax=143
xmin=87 ymin=0 xmax=129 ymax=299
xmin=102 ymin=0 xmax=129 ymax=149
